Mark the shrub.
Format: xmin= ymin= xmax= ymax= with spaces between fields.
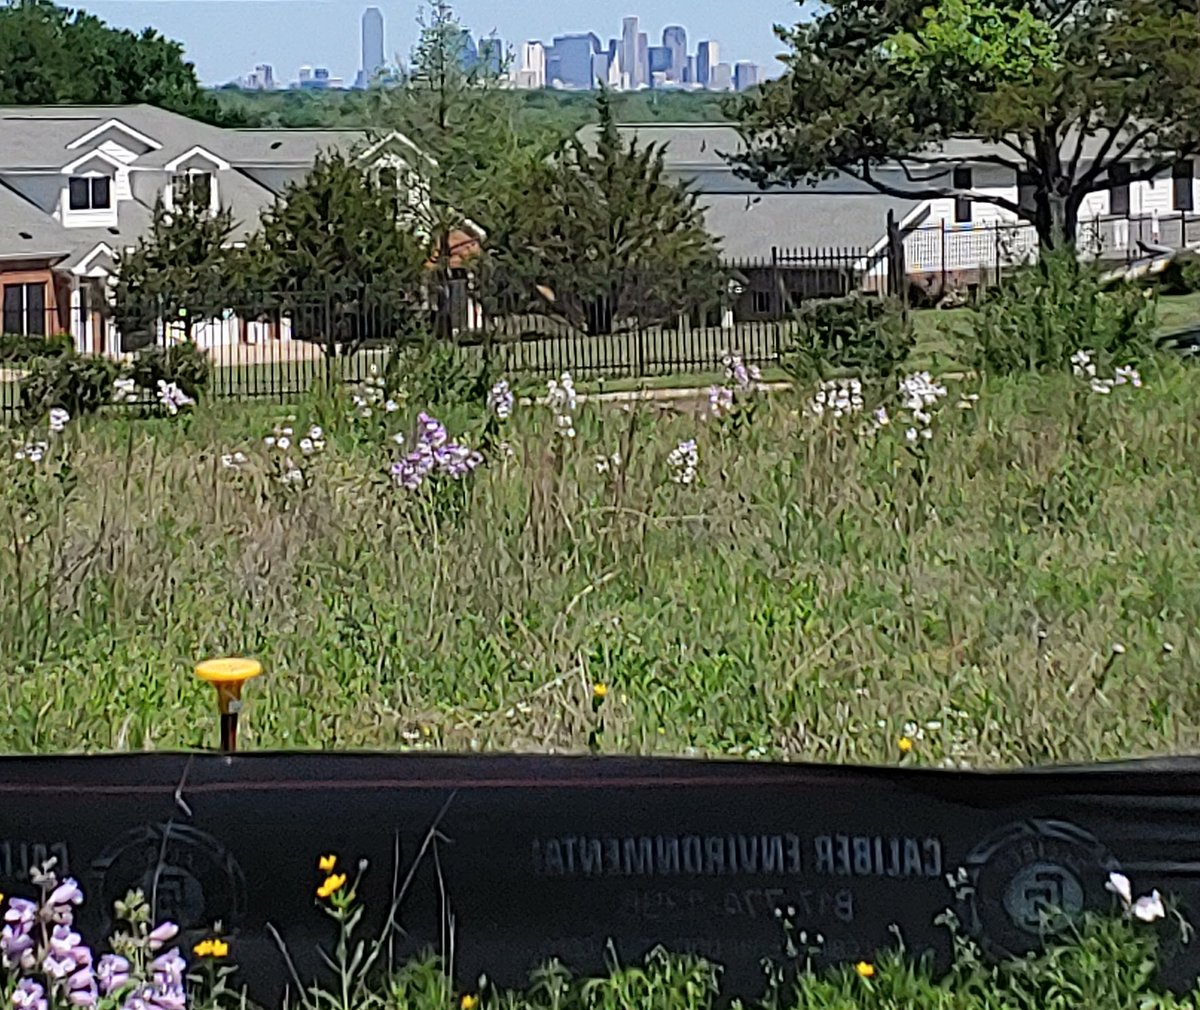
xmin=385 ymin=338 xmax=497 ymax=412
xmin=970 ymin=248 xmax=1158 ymax=374
xmin=128 ymin=341 xmax=211 ymax=400
xmin=0 ymin=331 xmax=73 ymax=364
xmin=19 ymin=353 xmax=118 ymax=420
xmin=781 ymin=294 xmax=914 ymax=382
xmin=1158 ymin=252 xmax=1200 ymax=296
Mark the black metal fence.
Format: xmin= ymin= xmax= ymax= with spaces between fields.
xmin=1 ymin=251 xmax=873 ymax=413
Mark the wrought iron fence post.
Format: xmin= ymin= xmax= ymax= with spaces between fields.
xmin=324 ymin=289 xmax=334 ymax=390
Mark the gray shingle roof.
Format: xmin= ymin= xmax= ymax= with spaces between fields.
xmin=701 ymin=191 xmax=926 ymax=260
xmin=0 ymin=180 xmax=71 ymax=260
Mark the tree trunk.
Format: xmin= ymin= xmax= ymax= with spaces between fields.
xmin=1034 ymin=189 xmax=1078 ymax=252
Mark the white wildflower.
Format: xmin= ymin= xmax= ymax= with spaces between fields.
xmin=385 ymin=399 xmax=399 ymax=413
xmin=1090 ymin=377 xmax=1113 ymax=395
xmin=667 ymin=438 xmax=699 ymax=485
xmin=48 ymin=407 xmax=70 ymax=433
xmin=156 ymin=380 xmax=194 ymax=416
xmin=487 ymin=380 xmax=515 ymax=421
xmin=547 ymin=372 xmax=577 ymax=439
xmin=1114 ymin=365 xmax=1143 ymax=387
xmin=112 ymin=377 xmax=137 ymax=403
xmin=277 ymin=436 xmax=291 ymax=451
xmin=1132 ymin=890 xmax=1166 ymax=923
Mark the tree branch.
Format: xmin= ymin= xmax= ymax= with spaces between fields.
xmin=1075 ymin=120 xmax=1160 ymax=192
xmin=857 ymin=161 xmax=1025 ymax=218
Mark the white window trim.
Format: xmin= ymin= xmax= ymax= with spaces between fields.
xmin=65 ymin=119 xmax=162 ymax=152
xmin=165 ymin=168 xmax=221 ymax=217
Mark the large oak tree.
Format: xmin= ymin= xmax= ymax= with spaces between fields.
xmin=731 ymin=0 xmax=1200 ymax=248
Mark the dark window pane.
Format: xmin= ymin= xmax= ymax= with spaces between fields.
xmin=1110 ymin=163 xmax=1130 ymax=216
xmin=1017 ymin=170 xmax=1036 ymax=215
xmin=69 ymin=177 xmax=90 ymax=210
xmin=953 ymin=167 xmax=973 ymax=223
xmin=1175 ymin=160 xmax=1194 ymax=212
xmin=91 ymin=176 xmax=111 ymax=209
xmin=26 ymin=283 xmax=46 ymax=336
xmin=2 ymin=284 xmax=22 ymax=334
xmin=191 ymin=172 xmax=212 ymax=207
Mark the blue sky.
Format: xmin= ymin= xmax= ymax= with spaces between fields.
xmin=78 ymin=0 xmax=801 ymax=87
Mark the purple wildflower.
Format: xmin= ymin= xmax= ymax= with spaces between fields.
xmin=147 ymin=922 xmax=179 ymax=952
xmin=120 ymin=985 xmax=155 ymax=1010
xmin=2 ymin=923 xmax=35 ymax=970
xmin=12 ymin=979 xmax=47 ymax=1010
xmin=707 ymin=386 xmax=734 ymax=418
xmin=67 ymin=968 xmax=99 ymax=1008
xmin=43 ymin=924 xmax=89 ymax=980
xmin=47 ymin=878 xmax=83 ymax=915
xmin=149 ymin=987 xmax=185 ymax=1010
xmin=416 ymin=412 xmax=447 ymax=449
xmin=97 ymin=954 xmax=131 ymax=996
xmin=4 ymin=898 xmax=37 ymax=929
xmin=150 ymin=949 xmax=186 ymax=990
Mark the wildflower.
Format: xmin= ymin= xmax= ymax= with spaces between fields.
xmin=47 ymin=878 xmax=84 ymax=917
xmin=810 ymin=378 xmax=864 ymax=419
xmin=309 ymin=425 xmax=324 ymax=442
xmin=721 ymin=350 xmax=760 ymax=391
xmin=48 ymin=407 xmax=70 ymax=433
xmin=1114 ymin=365 xmax=1143 ymax=387
xmin=667 ymin=438 xmax=699 ymax=485
xmin=1106 ymin=871 xmax=1133 ymax=906
xmin=150 ymin=949 xmax=186 ymax=992
xmin=1111 ymin=642 xmax=1126 ymax=655
xmin=192 ymin=939 xmax=228 ymax=959
xmin=461 ymin=996 xmax=478 ymax=1010
xmin=219 ymin=451 xmax=247 ymax=470
xmin=318 ymin=854 xmax=337 ymax=873
xmin=147 ymin=922 xmax=179 ymax=952
xmin=546 ymin=373 xmax=578 ymax=438
xmin=1071 ymin=349 xmax=1097 ymax=378
xmin=905 ymin=428 xmax=918 ymax=443
xmin=96 ymin=955 xmax=130 ymax=996
xmin=12 ymin=979 xmax=47 ymax=1010
xmin=67 ymin=968 xmax=98 ymax=1008
xmin=1090 ymin=377 xmax=1113 ymax=395
xmin=277 ymin=436 xmax=291 ymax=451
xmin=707 ymin=385 xmax=734 ymax=418
xmin=487 ymin=380 xmax=514 ymax=421
xmin=281 ymin=466 xmax=303 ymax=486
xmin=391 ymin=432 xmax=406 ymax=446
xmin=156 ymin=381 xmax=194 ymax=416
xmin=855 ymin=962 xmax=875 ymax=979
xmin=112 ymin=378 xmax=137 ymax=404
xmin=299 ymin=438 xmax=315 ymax=455
xmin=873 ymin=406 xmax=890 ymax=428
xmin=384 ymin=399 xmax=399 ymax=413
xmin=1132 ymin=890 xmax=1166 ymax=923
xmin=593 ymin=684 xmax=608 ymax=700
xmin=317 ymin=873 xmax=347 ymax=899
xmin=898 ymin=736 xmax=914 ymax=754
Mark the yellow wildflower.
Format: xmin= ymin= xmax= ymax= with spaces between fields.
xmin=317 ymin=873 xmax=347 ymax=899
xmin=318 ymin=854 xmax=337 ymax=873
xmin=592 ymin=683 xmax=608 ymax=700
xmin=898 ymin=736 xmax=914 ymax=755
xmin=194 ymin=938 xmax=229 ymax=959
xmin=855 ymin=962 xmax=876 ymax=979
xmin=461 ymin=996 xmax=478 ymax=1010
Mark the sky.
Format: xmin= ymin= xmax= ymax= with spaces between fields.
xmin=77 ymin=0 xmax=801 ymax=87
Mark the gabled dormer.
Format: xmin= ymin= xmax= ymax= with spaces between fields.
xmin=59 ymin=149 xmax=125 ymax=229
xmin=65 ymin=118 xmax=162 ymax=166
xmin=162 ymin=147 xmax=230 ymax=216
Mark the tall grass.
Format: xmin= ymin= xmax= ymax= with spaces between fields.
xmin=1 ymin=357 xmax=1198 ymax=763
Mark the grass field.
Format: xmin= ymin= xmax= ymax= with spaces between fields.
xmin=2 ymin=350 xmax=1199 ymax=761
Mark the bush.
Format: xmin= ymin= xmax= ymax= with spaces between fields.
xmin=1158 ymin=252 xmax=1200 ymax=296
xmin=970 ymin=248 xmax=1158 ymax=374
xmin=781 ymin=294 xmax=914 ymax=381
xmin=385 ymin=338 xmax=497 ymax=412
xmin=0 ymin=332 xmax=73 ymax=364
xmin=128 ymin=341 xmax=211 ymax=400
xmin=19 ymin=353 xmax=118 ymax=419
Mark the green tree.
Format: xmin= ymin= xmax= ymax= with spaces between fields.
xmin=0 ymin=0 xmax=226 ymax=122
xmin=731 ymin=0 xmax=1200 ymax=248
xmin=365 ymin=1 xmax=523 ymax=338
xmin=490 ymin=89 xmax=722 ymax=335
xmin=242 ymin=149 xmax=429 ymax=354
xmin=111 ymin=187 xmax=236 ymax=350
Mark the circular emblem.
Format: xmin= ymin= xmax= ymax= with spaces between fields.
xmin=1002 ymin=860 xmax=1085 ymax=933
xmin=957 ymin=819 xmax=1120 ymax=957
xmin=90 ymin=823 xmax=247 ymax=938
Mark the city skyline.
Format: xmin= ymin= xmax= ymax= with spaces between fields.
xmin=75 ymin=0 xmax=799 ymax=88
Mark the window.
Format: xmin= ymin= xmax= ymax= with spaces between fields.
xmin=1017 ymin=169 xmax=1037 ymax=216
xmin=2 ymin=282 xmax=47 ymax=336
xmin=1174 ymin=160 xmax=1194 ymax=212
xmin=1109 ymin=162 xmax=1130 ymax=216
xmin=953 ymin=167 xmax=973 ymax=223
xmin=68 ymin=176 xmax=111 ymax=211
xmin=751 ymin=289 xmax=772 ymax=315
xmin=172 ymin=171 xmax=213 ymax=210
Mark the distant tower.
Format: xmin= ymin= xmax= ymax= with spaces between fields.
xmin=620 ymin=16 xmax=639 ymax=88
xmin=733 ymin=60 xmax=759 ymax=91
xmin=636 ymin=31 xmax=649 ymax=88
xmin=696 ymin=40 xmax=717 ymax=87
xmin=361 ymin=7 xmax=385 ymax=87
xmin=661 ymin=25 xmax=686 ymax=82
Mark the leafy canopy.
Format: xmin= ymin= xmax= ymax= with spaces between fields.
xmin=732 ymin=0 xmax=1200 ymax=247
xmin=0 ymin=0 xmax=225 ymax=121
